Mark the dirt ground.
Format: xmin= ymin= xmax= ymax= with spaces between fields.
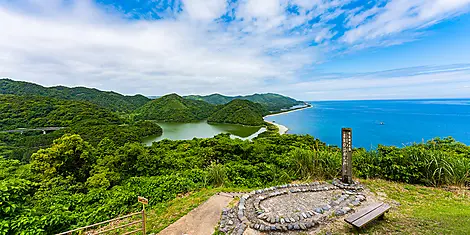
xmin=157 ymin=193 xmax=235 ymax=235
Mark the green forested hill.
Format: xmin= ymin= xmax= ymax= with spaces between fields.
xmin=0 ymin=94 xmax=162 ymax=161
xmin=185 ymin=94 xmax=233 ymax=105
xmin=0 ymin=95 xmax=121 ymax=130
xmin=0 ymin=79 xmax=150 ymax=112
xmin=134 ymin=94 xmax=217 ymax=122
xmin=185 ymin=93 xmax=303 ymax=111
xmin=207 ymin=99 xmax=267 ymax=126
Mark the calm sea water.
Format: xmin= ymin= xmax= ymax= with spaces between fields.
xmin=265 ymin=99 xmax=470 ymax=148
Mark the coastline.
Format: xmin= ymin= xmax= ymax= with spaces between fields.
xmin=264 ymin=104 xmax=312 ymax=118
xmin=264 ymin=120 xmax=288 ymax=135
xmin=263 ymin=104 xmax=312 ymax=135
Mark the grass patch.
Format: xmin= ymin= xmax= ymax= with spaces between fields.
xmin=325 ymin=179 xmax=470 ymax=235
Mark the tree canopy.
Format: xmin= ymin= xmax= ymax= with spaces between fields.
xmin=0 ymin=95 xmax=121 ymax=131
xmin=207 ymin=99 xmax=267 ymax=126
xmin=0 ymin=79 xmax=149 ymax=112
xmin=134 ymin=93 xmax=217 ymax=122
xmin=185 ymin=93 xmax=304 ymax=111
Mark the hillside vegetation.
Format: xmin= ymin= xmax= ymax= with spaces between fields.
xmin=0 ymin=95 xmax=162 ymax=162
xmin=134 ymin=94 xmax=216 ymax=122
xmin=0 ymin=95 xmax=121 ymax=130
xmin=185 ymin=93 xmax=303 ymax=111
xmin=207 ymin=99 xmax=267 ymax=126
xmin=135 ymin=95 xmax=269 ymax=126
xmin=1 ymin=133 xmax=469 ymax=234
xmin=0 ymin=79 xmax=149 ymax=112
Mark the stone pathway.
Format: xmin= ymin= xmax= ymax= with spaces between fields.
xmin=218 ymin=180 xmax=367 ymax=234
xmin=158 ymin=192 xmax=242 ymax=235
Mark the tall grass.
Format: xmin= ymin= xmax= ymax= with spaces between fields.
xmin=421 ymin=150 xmax=470 ymax=186
xmin=288 ymin=141 xmax=470 ymax=187
xmin=207 ymin=162 xmax=226 ymax=187
xmin=353 ymin=143 xmax=470 ymax=187
xmin=290 ymin=148 xmax=341 ymax=180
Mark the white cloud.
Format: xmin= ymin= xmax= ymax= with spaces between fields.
xmin=239 ymin=0 xmax=284 ymax=18
xmin=0 ymin=0 xmax=300 ymax=95
xmin=274 ymin=66 xmax=470 ymax=100
xmin=342 ymin=0 xmax=470 ymax=44
xmin=181 ymin=0 xmax=227 ymax=20
xmin=0 ymin=0 xmax=470 ymax=100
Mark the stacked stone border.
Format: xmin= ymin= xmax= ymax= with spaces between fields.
xmin=218 ymin=180 xmax=366 ymax=234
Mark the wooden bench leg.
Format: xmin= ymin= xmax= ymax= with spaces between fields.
xmin=378 ymin=213 xmax=385 ymax=220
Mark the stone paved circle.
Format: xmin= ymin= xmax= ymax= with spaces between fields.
xmin=218 ymin=179 xmax=366 ymax=234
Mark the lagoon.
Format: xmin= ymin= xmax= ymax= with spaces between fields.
xmin=142 ymin=121 xmax=263 ymax=145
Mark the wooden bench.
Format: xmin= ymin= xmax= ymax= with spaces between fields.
xmin=345 ymin=202 xmax=391 ymax=228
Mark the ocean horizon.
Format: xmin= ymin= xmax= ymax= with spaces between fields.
xmin=265 ymin=98 xmax=470 ymax=149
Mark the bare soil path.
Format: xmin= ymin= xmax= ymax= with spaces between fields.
xmin=158 ymin=193 xmax=240 ymax=235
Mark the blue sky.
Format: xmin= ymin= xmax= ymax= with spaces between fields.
xmin=1 ymin=0 xmax=470 ymax=100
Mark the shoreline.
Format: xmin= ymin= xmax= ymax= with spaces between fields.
xmin=263 ymin=104 xmax=312 ymax=135
xmin=265 ymin=120 xmax=288 ymax=135
xmin=264 ymin=104 xmax=312 ymax=118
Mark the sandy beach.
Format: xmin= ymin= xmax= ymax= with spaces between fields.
xmin=264 ymin=120 xmax=288 ymax=135
xmin=263 ymin=105 xmax=311 ymax=135
xmin=264 ymin=105 xmax=312 ymax=118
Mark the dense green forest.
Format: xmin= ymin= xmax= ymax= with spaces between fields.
xmin=1 ymin=133 xmax=469 ymax=234
xmin=0 ymin=79 xmax=149 ymax=112
xmin=134 ymin=94 xmax=217 ymax=122
xmin=185 ymin=93 xmax=304 ymax=111
xmin=207 ymin=99 xmax=267 ymax=126
xmin=0 ymin=95 xmax=121 ymax=130
xmin=134 ymin=94 xmax=268 ymax=126
xmin=0 ymin=95 xmax=162 ymax=162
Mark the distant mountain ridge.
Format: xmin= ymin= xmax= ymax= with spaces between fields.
xmin=185 ymin=93 xmax=304 ymax=112
xmin=1 ymin=79 xmax=304 ymax=126
xmin=0 ymin=79 xmax=150 ymax=112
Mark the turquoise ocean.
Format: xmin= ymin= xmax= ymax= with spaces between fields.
xmin=264 ymin=99 xmax=470 ymax=148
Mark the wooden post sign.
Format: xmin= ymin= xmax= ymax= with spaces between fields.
xmin=341 ymin=128 xmax=353 ymax=184
xmin=138 ymin=196 xmax=148 ymax=205
xmin=138 ymin=196 xmax=148 ymax=235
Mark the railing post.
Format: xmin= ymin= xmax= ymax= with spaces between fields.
xmin=138 ymin=196 xmax=148 ymax=235
xmin=142 ymin=208 xmax=146 ymax=235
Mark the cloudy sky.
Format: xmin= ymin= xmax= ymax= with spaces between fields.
xmin=1 ymin=0 xmax=470 ymax=100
